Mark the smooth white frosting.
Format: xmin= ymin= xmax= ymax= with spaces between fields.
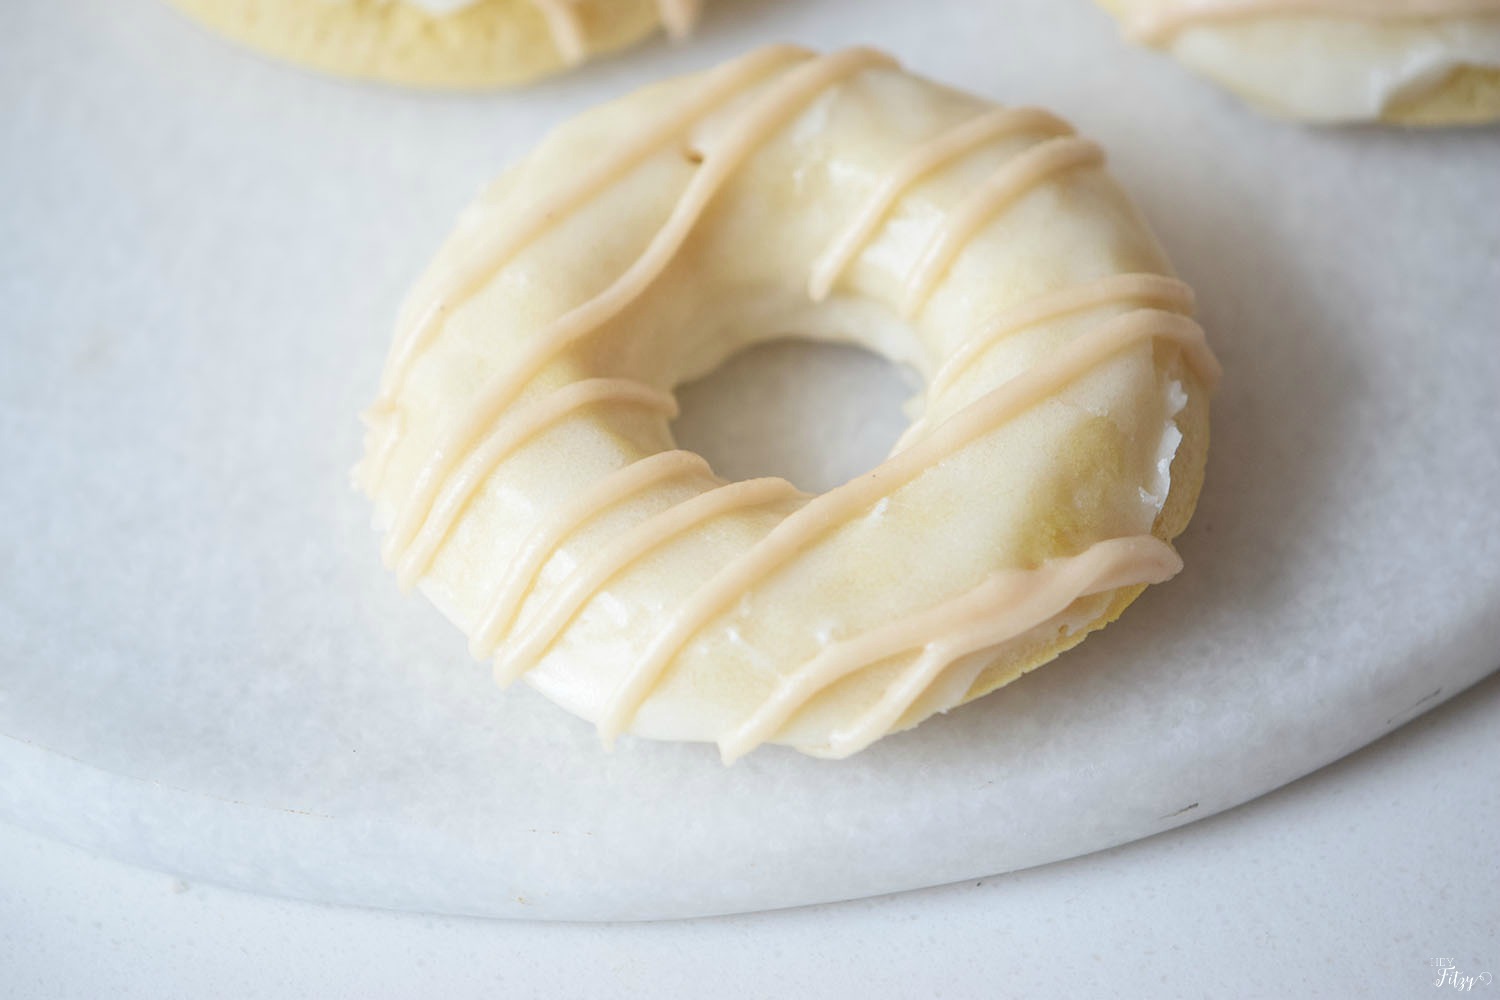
xmin=358 ymin=49 xmax=1217 ymax=758
xmin=1120 ymin=2 xmax=1500 ymax=119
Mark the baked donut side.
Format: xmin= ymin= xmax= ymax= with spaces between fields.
xmin=359 ymin=47 xmax=1220 ymax=760
xmin=1382 ymin=63 xmax=1500 ymax=123
xmin=164 ymin=0 xmax=697 ymax=88
xmin=1100 ymin=0 xmax=1500 ymax=123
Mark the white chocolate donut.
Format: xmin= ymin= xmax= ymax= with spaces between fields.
xmin=356 ymin=46 xmax=1220 ymax=760
xmin=164 ymin=0 xmax=700 ymax=88
xmin=1101 ymin=0 xmax=1500 ymax=122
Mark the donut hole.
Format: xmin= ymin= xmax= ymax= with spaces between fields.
xmin=670 ymin=337 xmax=919 ymax=494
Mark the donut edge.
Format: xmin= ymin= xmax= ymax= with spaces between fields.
xmin=1094 ymin=0 xmax=1500 ymax=125
xmin=948 ymin=359 xmax=1213 ymax=716
xmin=1380 ymin=64 xmax=1500 ymax=124
xmin=162 ymin=0 xmax=668 ymax=88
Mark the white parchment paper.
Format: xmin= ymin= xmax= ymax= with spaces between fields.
xmin=1 ymin=0 xmax=1496 ymax=920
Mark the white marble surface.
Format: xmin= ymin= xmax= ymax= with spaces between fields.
xmin=1 ymin=0 xmax=1498 ymax=921
xmin=3 ymin=673 xmax=1496 ymax=999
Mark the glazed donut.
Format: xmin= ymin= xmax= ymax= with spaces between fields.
xmin=1101 ymin=0 xmax=1500 ymax=123
xmin=356 ymin=46 xmax=1221 ymax=760
xmin=164 ymin=0 xmax=699 ymax=88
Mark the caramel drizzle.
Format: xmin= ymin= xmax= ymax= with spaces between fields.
xmin=596 ymin=307 xmax=1220 ymax=745
xmin=1128 ymin=0 xmax=1500 ymax=43
xmin=891 ymin=272 xmax=1195 ymax=450
xmin=493 ymin=476 xmax=803 ymax=685
xmin=901 ymin=136 xmax=1106 ymax=319
xmin=719 ymin=535 xmax=1183 ymax=762
xmin=807 ymin=106 xmax=1074 ymax=303
xmin=361 ymin=43 xmax=808 ymax=472
xmin=928 ymin=273 xmax=1196 ymax=400
xmin=468 ymin=449 xmax=711 ymax=660
xmin=391 ymin=378 xmax=677 ymax=591
xmin=528 ymin=0 xmax=703 ymax=66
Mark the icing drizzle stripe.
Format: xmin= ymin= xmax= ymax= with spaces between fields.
xmin=381 ymin=49 xmax=894 ymax=572
xmin=529 ymin=0 xmax=588 ymax=65
xmin=468 ymin=449 xmax=712 ymax=660
xmin=597 ymin=308 xmax=1219 ymax=745
xmin=720 ymin=535 xmax=1183 ymax=761
xmin=494 ymin=476 xmax=803 ymax=684
xmin=901 ymin=136 xmax=1106 ymax=319
xmin=926 ymin=273 xmax=1196 ymax=400
xmin=807 ymin=106 xmax=1073 ymax=303
xmin=392 ymin=378 xmax=677 ymax=590
xmin=365 ymin=44 xmax=808 ymax=434
xmin=528 ymin=0 xmax=704 ymax=65
xmin=890 ymin=272 xmax=1196 ymax=455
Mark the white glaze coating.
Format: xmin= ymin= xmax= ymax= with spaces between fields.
xmin=359 ymin=48 xmax=1218 ymax=758
xmin=1114 ymin=0 xmax=1500 ymax=119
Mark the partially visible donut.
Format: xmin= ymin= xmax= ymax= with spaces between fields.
xmin=357 ymin=46 xmax=1221 ymax=760
xmin=1100 ymin=0 xmax=1500 ymax=123
xmin=164 ymin=0 xmax=699 ymax=88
